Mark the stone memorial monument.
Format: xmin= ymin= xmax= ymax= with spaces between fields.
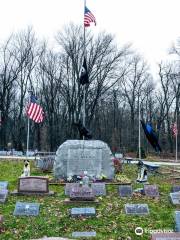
xmin=13 ymin=202 xmax=40 ymax=216
xmin=72 ymin=232 xmax=96 ymax=238
xmin=118 ymin=185 xmax=132 ymax=197
xmin=0 ymin=189 xmax=8 ymax=203
xmin=0 ymin=181 xmax=8 ymax=190
xmin=70 ymin=207 xmax=96 ymax=217
xmin=175 ymin=211 xmax=180 ymax=232
xmin=125 ymin=204 xmax=149 ymax=215
xmin=170 ymin=192 xmax=180 ymax=205
xmin=144 ymin=184 xmax=159 ymax=197
xmin=54 ymin=140 xmax=114 ymax=180
xmin=11 ymin=176 xmax=54 ymax=196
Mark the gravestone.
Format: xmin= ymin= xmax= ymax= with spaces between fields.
xmin=151 ymin=233 xmax=180 ymax=239
xmin=0 ymin=189 xmax=8 ymax=203
xmin=70 ymin=207 xmax=96 ymax=217
xmin=175 ymin=211 xmax=180 ymax=232
xmin=125 ymin=204 xmax=149 ymax=215
xmin=13 ymin=202 xmax=40 ymax=216
xmin=54 ymin=140 xmax=114 ymax=180
xmin=36 ymin=156 xmax=55 ymax=171
xmin=0 ymin=181 xmax=8 ymax=190
xmin=144 ymin=184 xmax=159 ymax=197
xmin=92 ymin=183 xmax=106 ymax=196
xmin=65 ymin=183 xmax=79 ymax=196
xmin=118 ymin=185 xmax=132 ymax=197
xmin=172 ymin=185 xmax=180 ymax=193
xmin=12 ymin=176 xmax=54 ymax=195
xmin=65 ymin=183 xmax=106 ymax=197
xmin=0 ymin=215 xmax=3 ymax=224
xmin=72 ymin=232 xmax=96 ymax=238
xmin=170 ymin=193 xmax=180 ymax=205
xmin=69 ymin=185 xmax=95 ymax=201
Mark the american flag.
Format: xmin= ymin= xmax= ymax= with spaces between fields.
xmin=172 ymin=123 xmax=178 ymax=136
xmin=26 ymin=95 xmax=44 ymax=123
xmin=84 ymin=6 xmax=96 ymax=27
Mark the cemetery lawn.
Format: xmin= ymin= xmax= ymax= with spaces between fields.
xmin=0 ymin=160 xmax=178 ymax=240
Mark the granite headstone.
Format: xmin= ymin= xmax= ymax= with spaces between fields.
xmin=69 ymin=185 xmax=95 ymax=201
xmin=144 ymin=184 xmax=159 ymax=197
xmin=0 ymin=181 xmax=8 ymax=190
xmin=18 ymin=176 xmax=48 ymax=193
xmin=175 ymin=211 xmax=180 ymax=232
xmin=72 ymin=232 xmax=96 ymax=238
xmin=172 ymin=186 xmax=180 ymax=193
xmin=118 ymin=185 xmax=132 ymax=197
xmin=13 ymin=202 xmax=40 ymax=216
xmin=170 ymin=193 xmax=180 ymax=205
xmin=70 ymin=207 xmax=96 ymax=217
xmin=0 ymin=189 xmax=8 ymax=203
xmin=54 ymin=140 xmax=114 ymax=179
xmin=92 ymin=183 xmax=106 ymax=196
xmin=125 ymin=204 xmax=149 ymax=215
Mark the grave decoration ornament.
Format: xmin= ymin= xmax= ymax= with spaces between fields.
xmin=21 ymin=159 xmax=30 ymax=177
xmin=136 ymin=160 xmax=148 ymax=183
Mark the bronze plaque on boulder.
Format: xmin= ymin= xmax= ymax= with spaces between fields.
xmin=70 ymin=185 xmax=95 ymax=201
xmin=18 ymin=177 xmax=48 ymax=193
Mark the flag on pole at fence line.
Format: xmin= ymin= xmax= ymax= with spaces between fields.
xmin=172 ymin=123 xmax=178 ymax=136
xmin=84 ymin=6 xmax=96 ymax=27
xmin=80 ymin=57 xmax=89 ymax=85
xmin=26 ymin=95 xmax=44 ymax=123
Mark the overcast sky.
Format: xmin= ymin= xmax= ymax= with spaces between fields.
xmin=0 ymin=0 xmax=180 ymax=74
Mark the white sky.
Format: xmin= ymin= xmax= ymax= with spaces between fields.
xmin=0 ymin=0 xmax=180 ymax=75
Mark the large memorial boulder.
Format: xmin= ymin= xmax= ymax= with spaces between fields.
xmin=54 ymin=140 xmax=114 ymax=180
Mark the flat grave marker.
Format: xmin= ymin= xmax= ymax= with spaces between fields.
xmin=72 ymin=231 xmax=96 ymax=238
xmin=0 ymin=189 xmax=8 ymax=203
xmin=144 ymin=184 xmax=159 ymax=197
xmin=151 ymin=232 xmax=180 ymax=239
xmin=125 ymin=204 xmax=149 ymax=215
xmin=13 ymin=202 xmax=40 ymax=216
xmin=70 ymin=207 xmax=96 ymax=217
xmin=118 ymin=185 xmax=132 ymax=197
xmin=69 ymin=185 xmax=95 ymax=201
xmin=92 ymin=183 xmax=106 ymax=196
xmin=0 ymin=181 xmax=8 ymax=190
xmin=175 ymin=211 xmax=180 ymax=232
xmin=170 ymin=193 xmax=180 ymax=205
xmin=172 ymin=185 xmax=180 ymax=193
xmin=11 ymin=176 xmax=54 ymax=196
xmin=65 ymin=183 xmax=79 ymax=196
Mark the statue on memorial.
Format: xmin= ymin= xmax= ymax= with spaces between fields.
xmin=136 ymin=160 xmax=148 ymax=183
xmin=82 ymin=171 xmax=90 ymax=186
xmin=21 ymin=159 xmax=30 ymax=177
xmin=73 ymin=120 xmax=92 ymax=139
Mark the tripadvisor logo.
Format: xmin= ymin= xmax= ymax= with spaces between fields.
xmin=135 ymin=227 xmax=173 ymax=236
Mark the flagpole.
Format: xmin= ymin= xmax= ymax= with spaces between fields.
xmin=176 ymin=102 xmax=178 ymax=162
xmin=26 ymin=91 xmax=31 ymax=158
xmin=138 ymin=93 xmax=141 ymax=160
xmin=83 ymin=0 xmax=86 ymax=127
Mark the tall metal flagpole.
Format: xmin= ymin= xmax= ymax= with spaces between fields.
xmin=138 ymin=93 xmax=141 ymax=160
xmin=26 ymin=91 xmax=31 ymax=158
xmin=83 ymin=0 xmax=86 ymax=127
xmin=176 ymin=102 xmax=178 ymax=162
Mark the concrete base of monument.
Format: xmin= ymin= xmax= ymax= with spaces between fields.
xmin=10 ymin=190 xmax=55 ymax=196
xmin=63 ymin=198 xmax=100 ymax=205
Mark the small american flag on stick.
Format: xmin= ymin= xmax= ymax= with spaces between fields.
xmin=172 ymin=123 xmax=178 ymax=137
xmin=84 ymin=6 xmax=96 ymax=27
xmin=26 ymin=95 xmax=44 ymax=123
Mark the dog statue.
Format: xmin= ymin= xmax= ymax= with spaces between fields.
xmin=21 ymin=159 xmax=30 ymax=177
xmin=73 ymin=120 xmax=92 ymax=139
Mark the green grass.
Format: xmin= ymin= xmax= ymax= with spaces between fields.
xmin=0 ymin=160 xmax=178 ymax=240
